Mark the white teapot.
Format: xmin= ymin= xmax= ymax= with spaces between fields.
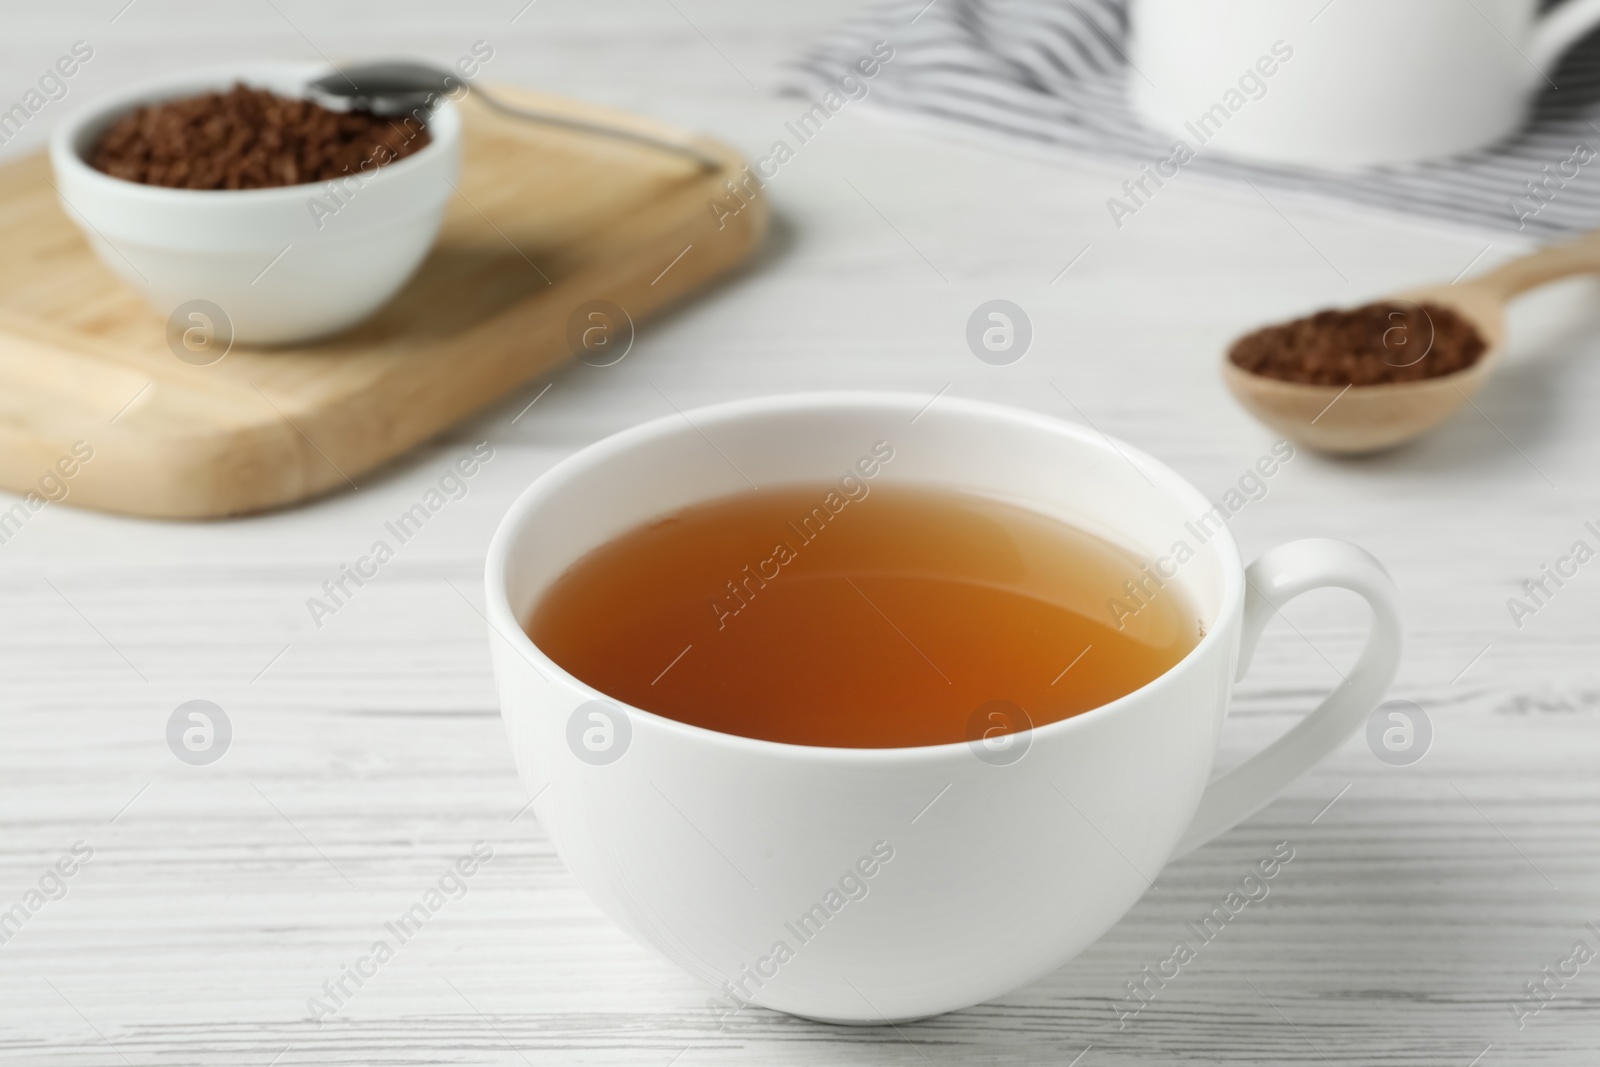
xmin=1129 ymin=0 xmax=1600 ymax=167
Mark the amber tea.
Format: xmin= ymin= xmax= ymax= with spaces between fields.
xmin=527 ymin=482 xmax=1201 ymax=748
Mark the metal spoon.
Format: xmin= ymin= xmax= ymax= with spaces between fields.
xmin=305 ymin=60 xmax=722 ymax=171
xmin=1223 ymin=231 xmax=1600 ymax=454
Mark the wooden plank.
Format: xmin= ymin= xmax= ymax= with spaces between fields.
xmin=0 ymin=87 xmax=766 ymax=518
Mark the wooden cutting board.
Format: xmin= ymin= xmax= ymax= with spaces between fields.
xmin=0 ymin=87 xmax=766 ymax=519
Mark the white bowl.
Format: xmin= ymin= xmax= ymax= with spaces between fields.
xmin=50 ymin=62 xmax=461 ymax=345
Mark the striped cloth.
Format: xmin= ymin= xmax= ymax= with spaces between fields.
xmin=788 ymin=0 xmax=1600 ymax=239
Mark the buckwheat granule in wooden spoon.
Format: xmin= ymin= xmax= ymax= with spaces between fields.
xmin=1228 ymin=301 xmax=1486 ymax=386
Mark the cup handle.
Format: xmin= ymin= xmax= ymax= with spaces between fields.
xmin=1172 ymin=539 xmax=1402 ymax=857
xmin=1530 ymin=0 xmax=1600 ymax=73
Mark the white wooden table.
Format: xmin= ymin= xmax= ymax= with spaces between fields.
xmin=4 ymin=2 xmax=1599 ymax=1063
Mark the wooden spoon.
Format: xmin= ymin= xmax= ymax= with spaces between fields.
xmin=1223 ymin=231 xmax=1600 ymax=454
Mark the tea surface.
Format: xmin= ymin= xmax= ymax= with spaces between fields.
xmin=527 ymin=483 xmax=1200 ymax=748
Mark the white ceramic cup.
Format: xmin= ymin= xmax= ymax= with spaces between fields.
xmin=50 ymin=62 xmax=460 ymax=345
xmin=1129 ymin=0 xmax=1600 ymax=168
xmin=485 ymin=393 xmax=1402 ymax=1023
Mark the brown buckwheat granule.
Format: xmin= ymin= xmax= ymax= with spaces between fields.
xmin=88 ymin=83 xmax=430 ymax=190
xmin=1228 ymin=301 xmax=1486 ymax=386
